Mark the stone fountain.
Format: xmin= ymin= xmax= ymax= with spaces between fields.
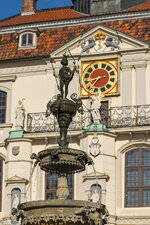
xmin=12 ymin=54 xmax=109 ymax=225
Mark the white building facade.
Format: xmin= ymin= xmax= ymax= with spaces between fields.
xmin=0 ymin=0 xmax=150 ymax=224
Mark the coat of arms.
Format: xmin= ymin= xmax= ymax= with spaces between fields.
xmin=89 ymin=136 xmax=101 ymax=157
xmin=94 ymin=32 xmax=107 ymax=52
xmin=12 ymin=146 xmax=20 ymax=156
xmin=81 ymin=31 xmax=120 ymax=54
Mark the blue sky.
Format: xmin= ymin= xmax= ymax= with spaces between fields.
xmin=0 ymin=0 xmax=73 ymax=21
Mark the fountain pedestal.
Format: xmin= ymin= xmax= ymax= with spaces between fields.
xmin=56 ymin=175 xmax=69 ymax=200
xmin=12 ymin=55 xmax=109 ymax=225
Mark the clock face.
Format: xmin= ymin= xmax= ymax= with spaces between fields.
xmin=82 ymin=60 xmax=118 ymax=96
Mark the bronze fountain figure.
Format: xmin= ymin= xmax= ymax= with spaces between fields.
xmin=12 ymin=54 xmax=109 ymax=225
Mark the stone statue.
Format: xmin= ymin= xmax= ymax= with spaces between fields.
xmin=104 ymin=36 xmax=120 ymax=51
xmin=91 ymin=188 xmax=100 ymax=203
xmin=91 ymin=92 xmax=103 ymax=124
xmin=12 ymin=194 xmax=20 ymax=209
xmin=57 ymin=54 xmax=76 ymax=99
xmin=15 ymin=99 xmax=25 ymax=129
xmin=81 ymin=38 xmax=96 ymax=53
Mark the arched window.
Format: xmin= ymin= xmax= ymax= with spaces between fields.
xmin=0 ymin=91 xmax=7 ymax=123
xmin=0 ymin=158 xmax=3 ymax=211
xmin=125 ymin=148 xmax=150 ymax=207
xmin=45 ymin=173 xmax=74 ymax=200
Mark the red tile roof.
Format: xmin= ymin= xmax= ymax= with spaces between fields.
xmin=0 ymin=18 xmax=149 ymax=61
xmin=0 ymin=0 xmax=150 ymax=28
xmin=105 ymin=18 xmax=150 ymax=43
xmin=0 ymin=7 xmax=87 ymax=28
xmin=0 ymin=24 xmax=95 ymax=60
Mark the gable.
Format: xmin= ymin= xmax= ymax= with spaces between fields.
xmin=6 ymin=175 xmax=28 ymax=184
xmin=52 ymin=24 xmax=149 ymax=57
xmin=83 ymin=171 xmax=109 ymax=181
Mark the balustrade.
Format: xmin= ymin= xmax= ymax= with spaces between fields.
xmin=27 ymin=105 xmax=150 ymax=132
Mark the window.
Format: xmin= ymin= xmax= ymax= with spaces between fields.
xmin=100 ymin=101 xmax=109 ymax=126
xmin=21 ymin=33 xmax=33 ymax=46
xmin=125 ymin=148 xmax=150 ymax=207
xmin=45 ymin=173 xmax=74 ymax=200
xmin=19 ymin=31 xmax=36 ymax=48
xmin=0 ymin=91 xmax=7 ymax=123
xmin=0 ymin=158 xmax=3 ymax=211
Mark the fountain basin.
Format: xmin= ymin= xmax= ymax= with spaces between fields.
xmin=18 ymin=200 xmax=106 ymax=225
xmin=37 ymin=147 xmax=93 ymax=174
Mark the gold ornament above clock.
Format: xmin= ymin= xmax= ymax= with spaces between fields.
xmin=81 ymin=58 xmax=119 ymax=97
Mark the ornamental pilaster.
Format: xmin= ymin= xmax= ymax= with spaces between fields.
xmin=134 ymin=62 xmax=146 ymax=105
xmin=120 ymin=63 xmax=133 ymax=106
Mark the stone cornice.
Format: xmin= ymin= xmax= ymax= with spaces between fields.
xmin=120 ymin=65 xmax=133 ymax=70
xmin=0 ymin=10 xmax=150 ymax=34
xmin=0 ymin=123 xmax=13 ymax=128
xmin=0 ymin=75 xmax=16 ymax=82
xmin=0 ymin=142 xmax=5 ymax=147
xmin=5 ymin=160 xmax=32 ymax=164
xmin=79 ymin=131 xmax=117 ymax=139
xmin=134 ymin=62 xmax=147 ymax=68
xmin=83 ymin=173 xmax=110 ymax=181
xmin=6 ymin=137 xmax=32 ymax=144
xmin=112 ymin=127 xmax=150 ymax=136
xmin=24 ymin=130 xmax=80 ymax=139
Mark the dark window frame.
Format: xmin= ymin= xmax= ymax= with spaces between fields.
xmin=125 ymin=148 xmax=150 ymax=207
xmin=45 ymin=173 xmax=74 ymax=200
xmin=0 ymin=91 xmax=7 ymax=124
xmin=21 ymin=33 xmax=34 ymax=47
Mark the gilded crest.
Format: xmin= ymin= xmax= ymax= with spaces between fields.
xmin=94 ymin=31 xmax=107 ymax=52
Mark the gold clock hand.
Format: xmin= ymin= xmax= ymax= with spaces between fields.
xmin=84 ymin=77 xmax=99 ymax=82
xmin=89 ymin=77 xmax=101 ymax=89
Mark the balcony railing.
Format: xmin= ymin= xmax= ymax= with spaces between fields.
xmin=27 ymin=111 xmax=91 ymax=133
xmin=27 ymin=105 xmax=150 ymax=133
xmin=110 ymin=105 xmax=150 ymax=128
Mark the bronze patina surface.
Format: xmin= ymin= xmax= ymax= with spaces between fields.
xmin=12 ymin=55 xmax=109 ymax=225
xmin=31 ymin=147 xmax=93 ymax=174
xmin=18 ymin=200 xmax=108 ymax=225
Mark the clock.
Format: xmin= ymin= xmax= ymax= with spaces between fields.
xmin=82 ymin=59 xmax=118 ymax=96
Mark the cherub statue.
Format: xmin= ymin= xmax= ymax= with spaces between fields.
xmin=55 ymin=54 xmax=76 ymax=99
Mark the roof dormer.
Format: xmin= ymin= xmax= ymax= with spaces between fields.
xmin=18 ymin=29 xmax=37 ymax=49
